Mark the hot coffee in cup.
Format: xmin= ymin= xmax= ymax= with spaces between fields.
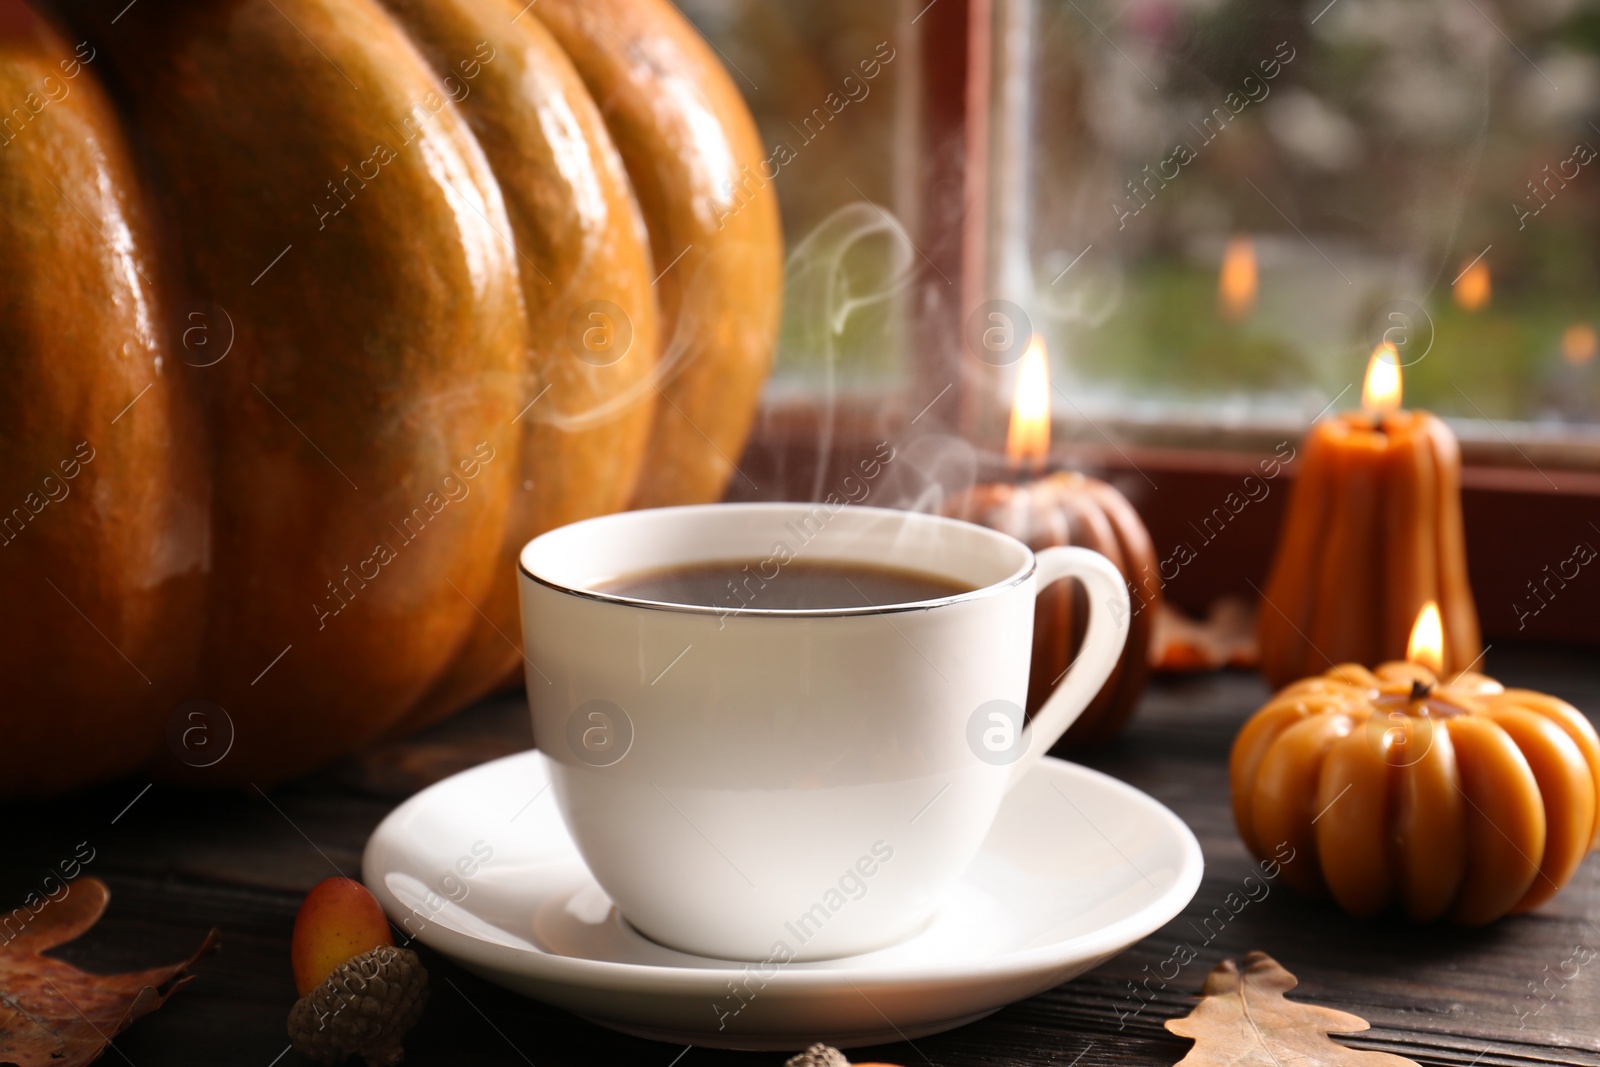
xmin=597 ymin=558 xmax=974 ymax=611
xmin=518 ymin=502 xmax=1129 ymax=961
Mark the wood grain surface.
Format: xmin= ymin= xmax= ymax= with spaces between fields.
xmin=5 ymin=646 xmax=1596 ymax=1066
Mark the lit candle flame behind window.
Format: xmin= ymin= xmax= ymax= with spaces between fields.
xmin=1006 ymin=334 xmax=1051 ymax=472
xmin=1562 ymin=323 xmax=1597 ymax=366
xmin=1453 ymin=259 xmax=1490 ymax=311
xmin=1361 ymin=342 xmax=1402 ymax=417
xmin=1407 ymin=600 xmax=1445 ymax=675
xmin=1218 ymin=236 xmax=1257 ymax=321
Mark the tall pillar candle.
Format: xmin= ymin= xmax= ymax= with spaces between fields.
xmin=1258 ymin=346 xmax=1481 ymax=688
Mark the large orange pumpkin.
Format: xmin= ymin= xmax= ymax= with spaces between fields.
xmin=0 ymin=0 xmax=781 ymax=793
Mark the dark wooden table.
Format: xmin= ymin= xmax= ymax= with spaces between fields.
xmin=8 ymin=645 xmax=1600 ymax=1067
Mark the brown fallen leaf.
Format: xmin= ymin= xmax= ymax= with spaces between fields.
xmin=1152 ymin=597 xmax=1259 ymax=673
xmin=0 ymin=877 xmax=218 ymax=1067
xmin=1165 ymin=952 xmax=1420 ymax=1067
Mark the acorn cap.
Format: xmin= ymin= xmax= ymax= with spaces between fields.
xmin=786 ymin=1045 xmax=851 ymax=1067
xmin=288 ymin=944 xmax=428 ymax=1066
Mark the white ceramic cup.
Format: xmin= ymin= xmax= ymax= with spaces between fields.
xmin=518 ymin=502 xmax=1129 ymax=961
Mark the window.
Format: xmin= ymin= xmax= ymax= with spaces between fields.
xmin=1025 ymin=0 xmax=1600 ymax=463
xmin=685 ymin=0 xmax=1600 ymax=467
xmin=677 ymin=0 xmax=918 ymax=394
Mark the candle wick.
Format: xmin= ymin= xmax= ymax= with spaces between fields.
xmin=1409 ymin=679 xmax=1433 ymax=702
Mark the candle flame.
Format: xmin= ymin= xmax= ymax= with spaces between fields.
xmin=1218 ymin=236 xmax=1258 ymax=321
xmin=1361 ymin=343 xmax=1402 ymax=416
xmin=1407 ymin=601 xmax=1444 ymax=675
xmin=1453 ymin=258 xmax=1491 ymax=311
xmin=1562 ymin=323 xmax=1597 ymax=366
xmin=1006 ymin=334 xmax=1050 ymax=471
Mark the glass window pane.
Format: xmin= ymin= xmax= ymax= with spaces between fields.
xmin=678 ymin=0 xmax=916 ymax=394
xmin=1026 ymin=0 xmax=1600 ymax=442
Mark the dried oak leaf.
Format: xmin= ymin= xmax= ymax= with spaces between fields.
xmin=1165 ymin=952 xmax=1420 ymax=1067
xmin=0 ymin=877 xmax=219 ymax=1067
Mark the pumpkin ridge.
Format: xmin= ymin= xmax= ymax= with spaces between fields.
xmin=533 ymin=0 xmax=781 ymax=510
xmin=375 ymin=0 xmax=662 ymax=730
xmin=0 ymin=4 xmax=207 ymax=793
xmin=52 ymin=0 xmax=528 ymax=783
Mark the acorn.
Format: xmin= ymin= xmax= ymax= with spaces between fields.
xmin=784 ymin=1045 xmax=902 ymax=1067
xmin=787 ymin=1047 xmax=851 ymax=1067
xmin=288 ymin=878 xmax=428 ymax=1065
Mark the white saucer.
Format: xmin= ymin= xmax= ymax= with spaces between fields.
xmin=362 ymin=751 xmax=1203 ymax=1051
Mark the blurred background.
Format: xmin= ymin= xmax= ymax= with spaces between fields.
xmin=680 ymin=0 xmax=1600 ymax=456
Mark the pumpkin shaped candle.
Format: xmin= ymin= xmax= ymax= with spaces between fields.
xmin=1231 ymin=604 xmax=1600 ymax=924
xmin=1258 ymin=345 xmax=1481 ymax=688
xmin=944 ymin=337 xmax=1158 ymax=748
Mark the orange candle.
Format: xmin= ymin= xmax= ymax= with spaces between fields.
xmin=1233 ymin=603 xmax=1600 ymax=925
xmin=944 ymin=336 xmax=1157 ymax=748
xmin=1258 ymin=346 xmax=1481 ymax=689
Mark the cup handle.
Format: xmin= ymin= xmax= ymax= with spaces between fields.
xmin=1006 ymin=546 xmax=1131 ymax=791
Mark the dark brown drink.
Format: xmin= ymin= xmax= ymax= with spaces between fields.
xmin=596 ymin=559 xmax=974 ymax=611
